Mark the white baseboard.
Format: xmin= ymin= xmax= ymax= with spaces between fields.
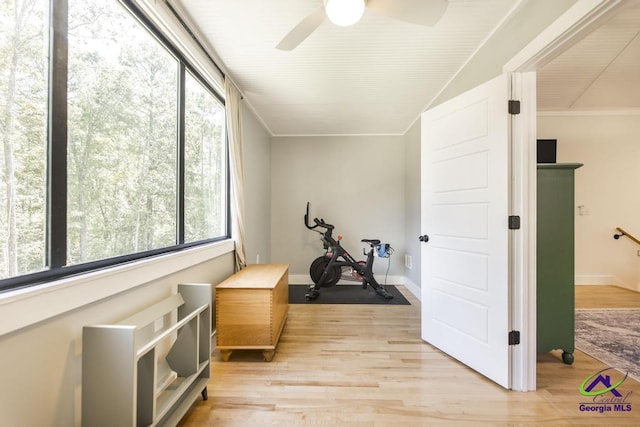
xmin=402 ymin=277 xmax=421 ymax=301
xmin=576 ymin=275 xmax=640 ymax=292
xmin=288 ymin=274 xmax=310 ymax=285
xmin=575 ymin=275 xmax=619 ymax=286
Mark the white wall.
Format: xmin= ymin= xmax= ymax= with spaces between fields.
xmin=0 ymin=249 xmax=234 ymax=427
xmin=242 ymin=104 xmax=272 ymax=265
xmin=404 ymin=119 xmax=422 ymax=288
xmin=538 ymin=113 xmax=640 ymax=291
xmin=270 ymin=135 xmax=405 ymax=283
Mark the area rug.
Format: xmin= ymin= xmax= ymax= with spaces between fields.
xmin=575 ymin=308 xmax=640 ymax=381
xmin=289 ymin=284 xmax=410 ymax=305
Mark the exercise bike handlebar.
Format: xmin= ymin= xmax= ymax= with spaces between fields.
xmin=304 ymin=202 xmax=334 ymax=231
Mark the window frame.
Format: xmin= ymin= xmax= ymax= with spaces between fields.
xmin=0 ymin=0 xmax=230 ymax=293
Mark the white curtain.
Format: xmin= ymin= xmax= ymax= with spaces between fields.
xmin=225 ymin=79 xmax=246 ymax=270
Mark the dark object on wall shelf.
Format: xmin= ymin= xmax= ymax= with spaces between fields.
xmin=537 ymin=139 xmax=557 ymax=163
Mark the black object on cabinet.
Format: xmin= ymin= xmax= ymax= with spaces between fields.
xmin=537 ymin=139 xmax=557 ymax=163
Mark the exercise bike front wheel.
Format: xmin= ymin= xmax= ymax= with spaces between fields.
xmin=310 ymin=256 xmax=340 ymax=287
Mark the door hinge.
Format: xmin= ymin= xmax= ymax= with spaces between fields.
xmin=508 ymin=215 xmax=520 ymax=230
xmin=508 ymin=100 xmax=521 ymax=115
xmin=509 ymin=330 xmax=520 ymax=345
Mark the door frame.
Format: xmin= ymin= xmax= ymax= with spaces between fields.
xmin=504 ymin=0 xmax=627 ymax=391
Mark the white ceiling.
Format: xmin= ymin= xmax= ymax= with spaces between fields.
xmin=169 ymin=0 xmax=640 ymax=136
xmin=537 ymin=3 xmax=640 ymax=112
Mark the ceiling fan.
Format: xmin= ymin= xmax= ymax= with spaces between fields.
xmin=276 ymin=0 xmax=449 ymax=51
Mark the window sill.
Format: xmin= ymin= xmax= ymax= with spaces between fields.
xmin=0 ymin=239 xmax=234 ymax=336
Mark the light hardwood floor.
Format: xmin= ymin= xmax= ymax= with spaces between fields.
xmin=179 ymin=285 xmax=640 ymax=426
xmin=576 ymin=284 xmax=640 ymax=309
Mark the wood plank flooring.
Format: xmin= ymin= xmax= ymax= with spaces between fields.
xmin=576 ymin=284 xmax=640 ymax=308
xmin=179 ymin=285 xmax=640 ymax=426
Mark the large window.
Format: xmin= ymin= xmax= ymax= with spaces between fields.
xmin=0 ymin=0 xmax=228 ymax=290
xmin=0 ymin=0 xmax=49 ymax=279
xmin=67 ymin=0 xmax=179 ymax=263
xmin=184 ymin=70 xmax=226 ymax=243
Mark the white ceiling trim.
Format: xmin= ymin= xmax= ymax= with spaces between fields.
xmin=400 ymin=0 xmax=527 ymax=136
xmin=165 ymin=0 xmax=278 ymax=136
xmin=241 ymin=99 xmax=277 ymax=137
xmin=504 ymin=0 xmax=630 ymax=72
xmin=271 ymin=131 xmax=406 ymax=137
xmin=537 ymin=108 xmax=640 ymax=116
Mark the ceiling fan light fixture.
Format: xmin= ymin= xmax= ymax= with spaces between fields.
xmin=325 ymin=0 xmax=366 ymax=27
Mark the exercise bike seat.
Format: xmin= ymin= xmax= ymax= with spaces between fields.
xmin=361 ymin=239 xmax=381 ymax=246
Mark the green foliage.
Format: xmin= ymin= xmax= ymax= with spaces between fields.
xmin=66 ymin=0 xmax=179 ymax=262
xmin=0 ymin=0 xmax=48 ymax=277
xmin=0 ymin=0 xmax=226 ymax=281
xmin=184 ymin=71 xmax=225 ymax=242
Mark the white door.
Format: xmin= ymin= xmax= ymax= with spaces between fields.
xmin=420 ymin=73 xmax=511 ymax=388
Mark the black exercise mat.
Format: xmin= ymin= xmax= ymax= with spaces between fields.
xmin=289 ymin=284 xmax=410 ymax=305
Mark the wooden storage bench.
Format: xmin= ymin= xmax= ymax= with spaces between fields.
xmin=215 ymin=264 xmax=289 ymax=361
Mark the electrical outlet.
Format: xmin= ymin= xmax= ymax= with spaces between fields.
xmin=405 ymin=254 xmax=412 ymax=270
xmin=637 ymin=250 xmax=640 ymax=257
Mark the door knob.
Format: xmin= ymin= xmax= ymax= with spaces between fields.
xmin=419 ymin=235 xmax=429 ymax=243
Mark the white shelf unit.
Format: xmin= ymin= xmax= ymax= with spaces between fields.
xmin=82 ymin=283 xmax=211 ymax=427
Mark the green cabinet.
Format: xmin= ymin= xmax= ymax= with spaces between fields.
xmin=537 ymin=163 xmax=582 ymax=364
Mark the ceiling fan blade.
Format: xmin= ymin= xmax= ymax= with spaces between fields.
xmin=276 ymin=6 xmax=326 ymax=51
xmin=367 ymin=0 xmax=448 ymax=26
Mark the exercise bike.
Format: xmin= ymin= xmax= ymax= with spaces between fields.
xmin=304 ymin=202 xmax=394 ymax=301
